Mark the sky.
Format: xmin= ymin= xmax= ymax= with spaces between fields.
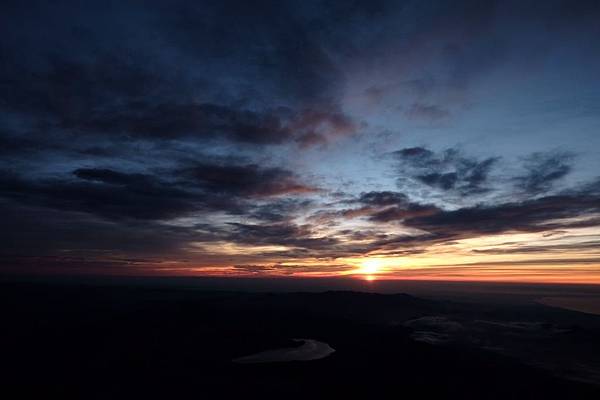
xmin=1 ymin=0 xmax=600 ymax=283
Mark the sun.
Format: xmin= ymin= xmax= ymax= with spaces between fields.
xmin=359 ymin=258 xmax=383 ymax=275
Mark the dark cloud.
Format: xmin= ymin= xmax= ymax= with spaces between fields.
xmin=231 ymin=264 xmax=278 ymax=274
xmin=161 ymin=0 xmax=345 ymax=106
xmin=417 ymin=172 xmax=459 ymax=191
xmin=1 ymin=61 xmax=355 ymax=147
xmin=75 ymin=103 xmax=290 ymax=143
xmin=0 ymin=169 xmax=203 ymax=221
xmin=249 ymin=199 xmax=314 ymax=222
xmin=343 ymin=185 xmax=600 ymax=258
xmin=328 ymin=191 xmax=412 ymax=220
xmin=0 ymin=1 xmax=357 ymax=150
xmin=471 ymin=240 xmax=600 ymax=255
xmin=61 ymin=101 xmax=356 ymax=146
xmin=180 ymin=163 xmax=319 ymax=197
xmin=399 ymin=193 xmax=600 ymax=239
xmin=394 ymin=147 xmax=436 ymax=165
xmin=226 ymin=222 xmax=338 ymax=251
xmin=0 ymin=199 xmax=202 ymax=261
xmin=0 ymin=133 xmax=33 ymax=155
xmin=582 ymin=177 xmax=600 ymax=195
xmin=1 ymin=55 xmax=166 ymax=122
xmin=357 ymin=191 xmax=409 ymax=206
xmin=393 ymin=147 xmax=499 ymax=195
xmin=406 ymin=103 xmax=450 ymax=121
xmin=0 ymin=160 xmax=316 ymax=222
xmin=514 ymin=151 xmax=574 ymax=195
xmin=291 ymin=108 xmax=358 ymax=147
xmin=0 ymin=167 xmax=322 ymax=266
xmin=369 ymin=203 xmax=440 ymax=223
xmin=231 ymin=263 xmax=353 ymax=275
xmin=330 ymin=191 xmax=439 ymax=223
xmin=73 ymin=168 xmax=153 ymax=186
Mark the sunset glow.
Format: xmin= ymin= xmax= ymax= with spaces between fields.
xmin=2 ymin=0 xmax=600 ymax=285
xmin=358 ymin=258 xmax=383 ymax=275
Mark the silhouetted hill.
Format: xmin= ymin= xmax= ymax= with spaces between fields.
xmin=1 ymin=281 xmax=600 ymax=399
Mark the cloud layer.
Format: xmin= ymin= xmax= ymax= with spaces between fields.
xmin=1 ymin=0 xmax=600 ymax=280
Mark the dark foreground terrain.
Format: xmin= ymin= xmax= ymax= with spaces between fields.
xmin=2 ymin=280 xmax=600 ymax=399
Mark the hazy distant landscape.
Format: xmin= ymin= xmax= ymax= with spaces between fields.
xmin=2 ymin=278 xmax=600 ymax=399
xmin=537 ymin=297 xmax=600 ymax=316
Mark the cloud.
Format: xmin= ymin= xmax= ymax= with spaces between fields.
xmin=76 ymin=103 xmax=292 ymax=144
xmin=0 ymin=160 xmax=317 ymax=222
xmin=400 ymin=193 xmax=600 ymax=239
xmin=226 ymin=222 xmax=338 ymax=251
xmin=369 ymin=203 xmax=440 ymax=223
xmin=322 ymin=191 xmax=439 ymax=224
xmin=393 ymin=147 xmax=499 ymax=195
xmin=249 ymin=199 xmax=314 ymax=222
xmin=5 ymin=76 xmax=355 ymax=147
xmin=406 ymin=103 xmax=450 ymax=121
xmin=514 ymin=151 xmax=574 ymax=195
xmin=323 ymin=191 xmax=425 ymax=221
xmin=161 ymin=0 xmax=346 ymax=106
xmin=356 ymin=191 xmax=409 ymax=206
xmin=180 ymin=163 xmax=319 ymax=197
xmin=291 ymin=108 xmax=359 ymax=147
xmin=0 ymin=2 xmax=357 ymax=150
xmin=0 ymin=199 xmax=203 ymax=261
xmin=230 ymin=263 xmax=353 ymax=276
xmin=471 ymin=240 xmax=600 ymax=255
xmin=345 ymin=184 xmax=600 ymax=259
xmin=0 ymin=55 xmax=165 ymax=122
xmin=73 ymin=168 xmax=153 ymax=186
xmin=0 ymin=169 xmax=203 ymax=221
xmin=65 ymin=101 xmax=356 ymax=146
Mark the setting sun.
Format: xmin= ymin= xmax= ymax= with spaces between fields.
xmin=359 ymin=258 xmax=383 ymax=275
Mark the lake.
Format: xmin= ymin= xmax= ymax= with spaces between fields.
xmin=232 ymin=339 xmax=335 ymax=363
